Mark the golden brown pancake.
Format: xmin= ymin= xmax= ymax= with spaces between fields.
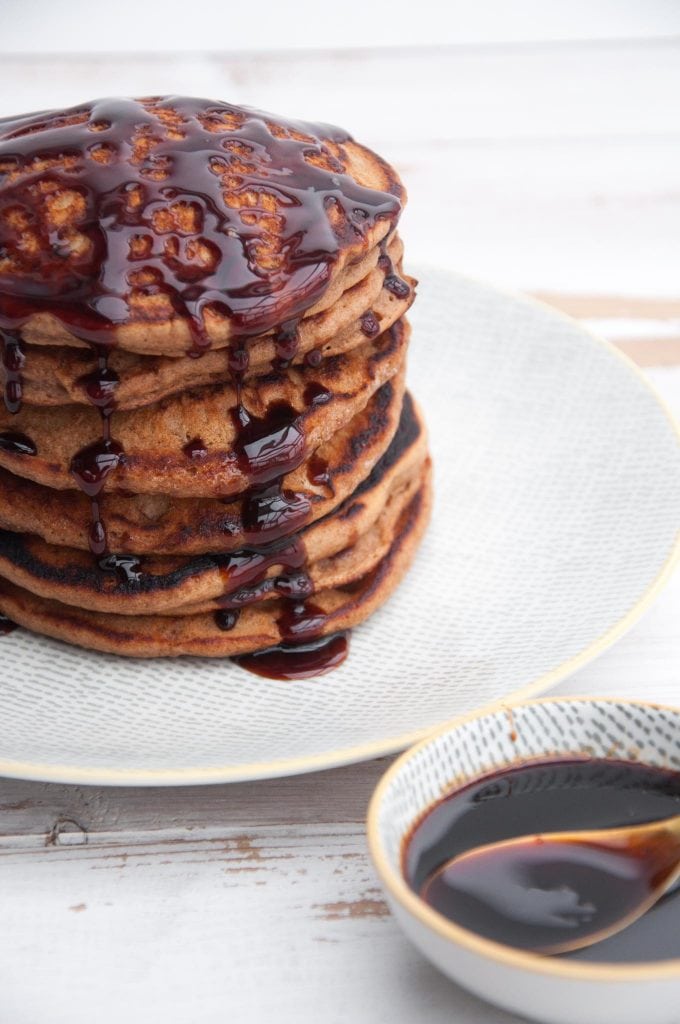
xmin=0 ymin=320 xmax=408 ymax=497
xmin=0 ymin=468 xmax=431 ymax=657
xmin=0 ymin=383 xmax=423 ymax=555
xmin=0 ymin=97 xmax=404 ymax=354
xmin=0 ymin=442 xmax=428 ymax=616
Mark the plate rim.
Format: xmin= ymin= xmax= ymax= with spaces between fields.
xmin=1 ymin=269 xmax=679 ymax=786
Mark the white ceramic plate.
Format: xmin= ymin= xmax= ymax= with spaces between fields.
xmin=0 ymin=268 xmax=678 ymax=785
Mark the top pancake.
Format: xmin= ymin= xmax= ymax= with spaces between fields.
xmin=0 ymin=96 xmax=404 ymax=354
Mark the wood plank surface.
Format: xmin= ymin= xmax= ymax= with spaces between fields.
xmin=5 ymin=0 xmax=680 ymax=53
xmin=0 ymin=33 xmax=678 ymax=1024
xmin=1 ymin=42 xmax=678 ymax=299
xmin=0 ymin=757 xmax=391 ymax=846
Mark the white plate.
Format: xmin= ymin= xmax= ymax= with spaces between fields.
xmin=0 ymin=268 xmax=678 ymax=785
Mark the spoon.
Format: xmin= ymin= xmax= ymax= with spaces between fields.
xmin=420 ymin=813 xmax=680 ymax=955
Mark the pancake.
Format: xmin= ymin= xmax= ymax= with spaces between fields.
xmin=0 ymin=467 xmax=431 ymax=657
xmin=0 ymin=383 xmax=423 ymax=555
xmin=0 ymin=97 xmax=404 ymax=354
xmin=6 ymin=244 xmax=412 ymax=410
xmin=0 ymin=319 xmax=409 ymax=497
xmin=0 ymin=442 xmax=428 ymax=616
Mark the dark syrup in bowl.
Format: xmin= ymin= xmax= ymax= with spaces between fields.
xmin=403 ymin=759 xmax=680 ymax=962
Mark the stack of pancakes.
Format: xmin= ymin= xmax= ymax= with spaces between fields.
xmin=0 ymin=97 xmax=430 ymax=663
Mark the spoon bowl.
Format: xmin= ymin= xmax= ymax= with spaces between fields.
xmin=421 ymin=814 xmax=680 ymax=955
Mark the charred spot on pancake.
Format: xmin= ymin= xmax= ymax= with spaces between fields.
xmin=352 ymin=392 xmax=419 ymax=501
xmin=339 ymin=502 xmax=364 ymax=520
xmin=0 ymin=529 xmax=219 ymax=597
xmin=368 ymin=322 xmax=402 ymax=368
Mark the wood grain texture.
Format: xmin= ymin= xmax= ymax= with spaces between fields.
xmin=0 ymin=758 xmax=393 ymax=845
xmin=5 ymin=0 xmax=680 ymax=54
xmin=611 ymin=338 xmax=680 ymax=367
xmin=531 ymin=295 xmax=680 ymax=319
xmin=0 ymin=823 xmax=533 ymax=1024
xmin=0 ymin=41 xmax=679 ymax=300
xmin=0 ymin=36 xmax=678 ymax=1024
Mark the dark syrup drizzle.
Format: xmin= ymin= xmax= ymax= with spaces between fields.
xmin=215 ymin=609 xmax=239 ymax=631
xmin=304 ymin=347 xmax=323 ymax=368
xmin=0 ymin=430 xmax=36 ymax=455
xmin=273 ymin=318 xmax=300 ymax=367
xmin=0 ymin=97 xmax=400 ymax=345
xmin=234 ymin=631 xmax=348 ymax=680
xmin=77 ymin=348 xmax=120 ymax=412
xmin=216 ymin=383 xmax=343 ymax=674
xmin=225 ymin=370 xmax=352 ymax=673
xmin=183 ymin=436 xmax=208 ymax=460
xmin=359 ymin=310 xmax=380 ymax=338
xmin=303 ymin=382 xmax=331 ymax=407
xmin=215 ymin=534 xmax=311 ymax=610
xmin=1 ymin=329 xmax=25 ymax=413
xmin=231 ymin=399 xmax=306 ymax=485
xmin=97 ymin=553 xmax=144 ymax=585
xmin=231 ymin=392 xmax=313 ymax=549
xmin=0 ymin=97 xmax=400 ymax=673
xmin=0 ymin=612 xmax=17 ymax=635
xmin=378 ymin=239 xmax=410 ymax=299
xmin=73 ymin=347 xmax=122 ymax=557
xmin=307 ymin=453 xmax=332 ymax=493
xmin=69 ymin=434 xmax=123 ymax=557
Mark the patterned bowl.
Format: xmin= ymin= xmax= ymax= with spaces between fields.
xmin=367 ymin=697 xmax=680 ymax=1024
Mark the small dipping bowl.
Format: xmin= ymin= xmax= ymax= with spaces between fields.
xmin=367 ymin=697 xmax=680 ymax=1024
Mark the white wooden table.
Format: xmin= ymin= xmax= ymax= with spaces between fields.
xmin=0 ymin=33 xmax=679 ymax=1024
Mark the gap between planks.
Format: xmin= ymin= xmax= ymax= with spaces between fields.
xmin=0 ymin=756 xmax=394 ymax=845
xmin=532 ymin=294 xmax=680 ymax=319
xmin=531 ymin=292 xmax=680 ymax=366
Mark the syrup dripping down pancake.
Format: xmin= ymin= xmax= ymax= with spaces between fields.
xmin=0 ymin=383 xmax=423 ymax=556
xmin=0 ymin=320 xmax=409 ymax=497
xmin=0 ymin=466 xmax=431 ymax=657
xmin=0 ymin=443 xmax=428 ymax=616
xmin=5 ymin=245 xmax=411 ymax=410
xmin=0 ymin=380 xmax=415 ymax=555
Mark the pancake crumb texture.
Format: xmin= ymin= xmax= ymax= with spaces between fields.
xmin=0 ymin=96 xmax=431 ymax=665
